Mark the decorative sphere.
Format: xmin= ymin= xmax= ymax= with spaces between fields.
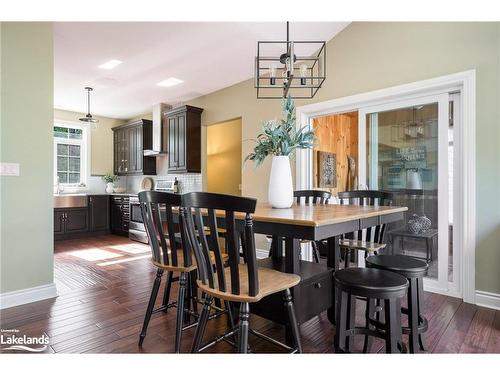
xmin=417 ymin=214 xmax=432 ymax=232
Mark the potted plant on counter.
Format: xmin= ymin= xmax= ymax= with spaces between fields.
xmin=102 ymin=174 xmax=119 ymax=194
xmin=245 ymin=96 xmax=315 ymax=208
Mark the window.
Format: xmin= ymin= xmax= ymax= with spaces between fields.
xmin=54 ymin=124 xmax=87 ymax=185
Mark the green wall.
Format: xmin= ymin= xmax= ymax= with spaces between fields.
xmin=0 ymin=23 xmax=54 ymax=293
xmin=188 ymin=22 xmax=500 ymax=294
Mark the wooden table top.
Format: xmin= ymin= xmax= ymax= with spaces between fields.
xmin=249 ymin=203 xmax=407 ymax=227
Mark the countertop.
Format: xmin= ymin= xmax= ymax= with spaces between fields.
xmin=54 ymin=192 xmax=138 ymax=197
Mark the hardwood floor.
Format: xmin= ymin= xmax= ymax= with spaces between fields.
xmin=0 ymin=234 xmax=498 ymax=354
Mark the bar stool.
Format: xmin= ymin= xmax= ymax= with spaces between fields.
xmin=182 ymin=192 xmax=302 ymax=353
xmin=337 ymin=190 xmax=393 ymax=267
xmin=366 ymin=255 xmax=429 ymax=353
xmin=334 ymin=267 xmax=408 ymax=353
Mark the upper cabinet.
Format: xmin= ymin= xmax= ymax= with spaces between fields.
xmin=164 ymin=105 xmax=203 ymax=173
xmin=112 ymin=119 xmax=156 ymax=176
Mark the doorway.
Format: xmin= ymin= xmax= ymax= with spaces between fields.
xmin=295 ymin=71 xmax=476 ymax=302
xmin=311 ymin=111 xmax=358 ymax=195
xmin=206 ymin=118 xmax=242 ymax=196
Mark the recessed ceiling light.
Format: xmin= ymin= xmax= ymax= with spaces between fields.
xmin=98 ymin=59 xmax=123 ymax=70
xmin=157 ymin=77 xmax=183 ymax=87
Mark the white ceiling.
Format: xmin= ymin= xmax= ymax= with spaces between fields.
xmin=54 ymin=22 xmax=350 ymax=119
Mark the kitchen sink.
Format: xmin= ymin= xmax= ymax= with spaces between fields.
xmin=53 ymin=194 xmax=88 ymax=208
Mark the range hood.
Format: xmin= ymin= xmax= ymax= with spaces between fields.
xmin=143 ymin=102 xmax=172 ymax=156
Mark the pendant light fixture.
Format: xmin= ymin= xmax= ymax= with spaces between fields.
xmin=79 ymin=87 xmax=99 ymax=129
xmin=255 ymin=22 xmax=326 ymax=99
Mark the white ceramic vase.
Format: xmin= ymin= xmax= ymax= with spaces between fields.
xmin=408 ymin=170 xmax=422 ymax=190
xmin=268 ymin=156 xmax=293 ymax=208
xmin=106 ymin=182 xmax=115 ymax=194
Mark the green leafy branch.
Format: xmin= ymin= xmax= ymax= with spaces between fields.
xmin=245 ymin=96 xmax=315 ymax=167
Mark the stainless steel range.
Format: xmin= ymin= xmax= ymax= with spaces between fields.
xmin=128 ymin=179 xmax=179 ymax=244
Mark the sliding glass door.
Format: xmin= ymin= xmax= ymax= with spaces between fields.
xmin=358 ymin=93 xmax=457 ymax=294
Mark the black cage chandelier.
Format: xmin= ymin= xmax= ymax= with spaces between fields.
xmin=255 ymin=22 xmax=326 ymax=99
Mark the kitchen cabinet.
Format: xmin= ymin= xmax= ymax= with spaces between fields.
xmin=110 ymin=195 xmax=130 ymax=236
xmin=164 ymin=105 xmax=203 ymax=173
xmin=54 ymin=207 xmax=89 ymax=239
xmin=89 ymin=195 xmax=109 ymax=232
xmin=112 ymin=119 xmax=156 ymax=176
xmin=54 ymin=195 xmax=111 ymax=240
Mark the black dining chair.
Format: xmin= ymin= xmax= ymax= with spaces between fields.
xmin=181 ymin=192 xmax=302 ymax=353
xmin=138 ymin=191 xmax=229 ymax=353
xmin=269 ymin=189 xmax=332 ymax=263
xmin=337 ymin=190 xmax=393 ymax=267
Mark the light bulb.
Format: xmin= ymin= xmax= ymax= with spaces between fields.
xmin=269 ymin=64 xmax=277 ymax=85
xmin=299 ymin=64 xmax=308 ymax=85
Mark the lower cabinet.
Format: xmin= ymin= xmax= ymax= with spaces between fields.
xmin=54 ymin=208 xmax=89 ymax=239
xmin=89 ymin=195 xmax=110 ymax=232
xmin=54 ymin=195 xmax=110 ymax=240
xmin=110 ymin=196 xmax=130 ymax=236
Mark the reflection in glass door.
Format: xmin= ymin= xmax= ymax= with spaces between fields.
xmin=359 ymin=94 xmax=455 ymax=294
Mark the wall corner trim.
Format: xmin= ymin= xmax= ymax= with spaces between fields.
xmin=475 ymin=290 xmax=500 ymax=311
xmin=0 ymin=283 xmax=58 ymax=310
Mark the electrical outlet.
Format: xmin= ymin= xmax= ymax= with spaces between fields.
xmin=0 ymin=163 xmax=20 ymax=176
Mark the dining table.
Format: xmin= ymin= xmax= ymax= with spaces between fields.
xmin=244 ymin=202 xmax=408 ymax=344
xmin=174 ymin=201 xmax=408 ymax=345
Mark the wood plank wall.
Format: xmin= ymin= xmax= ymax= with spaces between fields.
xmin=312 ymin=112 xmax=359 ymax=195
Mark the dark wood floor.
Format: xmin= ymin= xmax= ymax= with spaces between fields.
xmin=0 ymin=234 xmax=498 ymax=354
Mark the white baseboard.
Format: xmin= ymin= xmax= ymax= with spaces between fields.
xmin=0 ymin=283 xmax=58 ymax=310
xmin=475 ymin=290 xmax=500 ymax=310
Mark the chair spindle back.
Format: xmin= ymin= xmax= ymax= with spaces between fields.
xmin=181 ymin=192 xmax=258 ymax=297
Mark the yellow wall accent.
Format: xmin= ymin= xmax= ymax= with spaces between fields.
xmin=207 ymin=118 xmax=242 ymax=195
xmin=53 ymin=109 xmax=125 ymax=176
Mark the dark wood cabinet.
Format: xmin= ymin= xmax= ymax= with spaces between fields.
xmin=112 ymin=119 xmax=156 ymax=176
xmin=89 ymin=195 xmax=109 ymax=232
xmin=54 ymin=207 xmax=89 ymax=239
xmin=110 ymin=195 xmax=130 ymax=236
xmin=54 ymin=210 xmax=65 ymax=235
xmin=164 ymin=105 xmax=203 ymax=173
xmin=65 ymin=209 xmax=89 ymax=233
xmin=55 ymin=195 xmax=111 ymax=240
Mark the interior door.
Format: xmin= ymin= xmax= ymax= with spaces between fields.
xmin=358 ymin=93 xmax=454 ymax=294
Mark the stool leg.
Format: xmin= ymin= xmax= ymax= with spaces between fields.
xmin=225 ymin=300 xmax=235 ymax=331
xmin=344 ymin=249 xmax=350 ymax=268
xmin=417 ymin=278 xmax=428 ymax=351
xmin=408 ymin=278 xmax=420 ymax=353
xmin=385 ymin=298 xmax=403 ymax=354
xmin=174 ymin=272 xmax=188 ymax=353
xmin=190 ymin=270 xmax=198 ymax=315
xmin=237 ymin=302 xmax=250 ymax=353
xmin=334 ymin=288 xmax=349 ymax=352
xmin=312 ymin=241 xmax=320 ymax=264
xmin=363 ymin=298 xmax=376 ymax=353
xmin=346 ymin=293 xmax=356 ymax=352
xmin=162 ymin=271 xmax=172 ymax=311
xmin=283 ymin=289 xmax=302 ymax=353
xmin=191 ymin=295 xmax=212 ymax=353
xmin=139 ymin=268 xmax=163 ymax=346
xmin=184 ymin=273 xmax=192 ymax=324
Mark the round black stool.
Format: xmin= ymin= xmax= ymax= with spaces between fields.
xmin=366 ymin=255 xmax=429 ymax=353
xmin=334 ymin=267 xmax=408 ymax=353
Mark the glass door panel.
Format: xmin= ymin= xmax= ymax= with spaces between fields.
xmin=359 ymin=94 xmax=451 ymax=292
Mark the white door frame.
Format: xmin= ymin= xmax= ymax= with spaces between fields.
xmin=358 ymin=93 xmax=452 ymax=295
xmin=295 ymin=70 xmax=476 ymax=304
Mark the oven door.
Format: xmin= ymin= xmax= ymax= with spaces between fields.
xmin=129 ymin=201 xmax=148 ymax=243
